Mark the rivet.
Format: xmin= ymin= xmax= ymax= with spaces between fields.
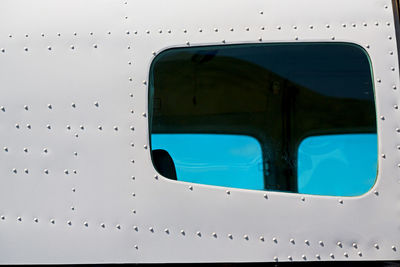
xmin=98 ymin=126 xmax=102 ymax=130
xmin=128 ymin=77 xmax=133 ymax=82
xmin=197 ymin=231 xmax=201 ymax=237
xmin=393 ymin=85 xmax=397 ymax=90
xmin=316 ymin=254 xmax=321 ymax=260
xmin=130 ymin=126 xmax=135 ymax=131
xmin=352 ymin=243 xmax=358 ymax=249
xmin=263 ymin=193 xmax=268 ymax=199
xmin=44 ymin=169 xmax=49 ymax=174
xmin=260 ymin=236 xmax=264 ymax=242
xmin=290 ymin=238 xmax=295 ymax=244
xmin=70 ymin=45 xmax=75 ymax=50
xmin=154 ymin=175 xmax=158 ymax=180
xmin=309 ymin=25 xmax=313 ymax=29
xmin=330 ymin=253 xmax=334 ymax=259
xmin=144 ymin=145 xmax=147 ymax=149
xmin=259 ymin=10 xmax=263 ymax=14
xmin=301 ymin=196 xmax=305 ymax=201
xmin=352 ymin=23 xmax=356 ymax=27
xmin=342 ymin=23 xmax=346 ymax=28
xmin=189 ymin=186 xmax=193 ymax=191
xmin=93 ymin=44 xmax=98 ymax=48
xmin=366 ymin=45 xmax=370 ymax=49
xmin=135 ymin=31 xmax=138 ymax=34
xmin=186 ymin=41 xmax=190 ymax=46
xmin=26 ymin=124 xmax=31 ymax=129
xmin=73 ymin=170 xmax=77 ymax=174
xmin=17 ymin=217 xmax=22 ymax=221
xmin=305 ymin=240 xmax=310 ymax=246
xmin=392 ymin=246 xmax=396 ymax=251
xmin=212 ymin=232 xmax=217 ymax=238
xmin=1 ymin=215 xmax=5 ymax=220
xmin=374 ymin=190 xmax=379 ymax=196
xmin=319 ymin=241 xmax=324 ymax=247
xmin=288 ymin=256 xmax=292 ymax=261
xmin=126 ymin=31 xmax=130 ymax=35
xmin=142 ymin=80 xmax=147 ymax=85
xmin=132 ymin=193 xmax=135 ymax=197
xmin=377 ymin=78 xmax=381 ymax=83
xmin=388 ymin=36 xmax=392 ymax=40
xmin=12 ymin=168 xmax=17 ymax=174
xmin=214 ymin=28 xmax=218 ymax=32
xmin=228 ymin=234 xmax=233 ymax=239
xmin=80 ymin=125 xmax=84 ymax=130
xmin=74 ymin=152 xmax=78 ymax=156
xmin=326 ymin=24 xmax=330 ymax=28
xmin=50 ymin=219 xmax=55 ymax=224
xmin=229 ymin=28 xmax=234 ymax=31
xmin=107 ymin=31 xmax=111 ymax=34
xmin=358 ymin=252 xmax=362 ymax=257
xmin=43 ymin=148 xmax=48 ymax=153
xmin=374 ymin=244 xmax=379 ymax=249
xmin=391 ymin=67 xmax=395 ymax=71
xmin=129 ymin=93 xmax=133 ymax=98
xmin=390 ymin=51 xmax=394 ymax=55
xmin=380 ymin=116 xmax=385 ymax=120
xmin=24 ymin=169 xmax=28 ymax=174
xmin=146 ymin=30 xmax=150 ymax=34
xmin=158 ymin=29 xmax=162 ymax=33
xmin=131 ymin=143 xmax=134 ymax=147
xmin=374 ymin=20 xmax=379 ymax=25
xmin=344 ymin=252 xmax=349 ymax=257
xmin=149 ymin=227 xmax=154 ymax=233
xmin=331 ymin=36 xmax=335 ymax=40
xmin=3 ymin=147 xmax=8 ymax=152
xmin=337 ymin=241 xmax=342 ymax=247
xmin=152 ymin=51 xmax=156 ymax=56
xmin=199 ymin=28 xmax=203 ymax=32
xmin=24 ymin=47 xmax=28 ymax=51
xmin=244 ymin=235 xmax=249 ymax=240
xmin=72 ymin=188 xmax=76 ymax=192
xmin=164 ymin=228 xmax=169 ymax=234
xmin=260 ymin=26 xmax=265 ymax=30
xmin=181 ymin=230 xmax=185 ymax=236
xmin=396 ymin=128 xmax=400 ymax=133
xmin=363 ymin=22 xmax=367 ymax=26
xmin=94 ymin=101 xmax=99 ymax=107
xmin=101 ymin=223 xmax=105 ymax=228
xmin=273 ymin=237 xmax=278 ymax=243
xmin=338 ymin=199 xmax=343 ymax=204
xmin=302 ymin=255 xmax=307 ymax=260
xmin=1 ymin=48 xmax=4 ymax=53
xmin=23 ymin=148 xmax=28 ymax=153
xmin=246 ymin=27 xmax=250 ymax=31
xmin=116 ymin=224 xmax=121 ymax=229
xmin=130 ymin=109 xmax=134 ymax=114
xmin=114 ymin=126 xmax=118 ymax=131
xmin=273 ymin=256 xmax=278 ymax=262
xmin=24 ymin=105 xmax=28 ymax=110
xmin=84 ymin=222 xmax=88 ymax=227
xmin=34 ymin=218 xmax=38 ymax=223
xmin=276 ymin=26 xmax=280 ymax=30
xmin=47 ymin=46 xmax=52 ymax=51
xmin=394 ymin=105 xmax=398 ymax=109
xmin=133 ymin=226 xmax=138 ymax=231
xmin=132 ymin=209 xmax=136 ymax=214
xmin=71 ymin=103 xmax=76 ymax=108
xmin=128 ymin=61 xmax=132 ymax=65
xmin=71 ymin=206 xmax=75 ymax=211
xmin=226 ymin=190 xmax=230 ymax=195
xmin=222 ymin=39 xmax=226 ymax=43
xmin=67 ymin=221 xmax=72 ymax=226
xmin=295 ymin=36 xmax=298 ymax=41
xmin=0 ymin=106 xmax=5 ymax=112
xmin=183 ymin=29 xmax=187 ymax=33
xmin=385 ymin=5 xmax=388 ymax=9
xmin=293 ymin=25 xmax=297 ymax=29
xmin=64 ymin=169 xmax=69 ymax=174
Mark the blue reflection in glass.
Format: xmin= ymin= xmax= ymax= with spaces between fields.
xmin=297 ymin=134 xmax=377 ymax=196
xmin=151 ymin=134 xmax=264 ymax=190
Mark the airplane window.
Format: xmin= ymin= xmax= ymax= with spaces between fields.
xmin=149 ymin=42 xmax=376 ymax=196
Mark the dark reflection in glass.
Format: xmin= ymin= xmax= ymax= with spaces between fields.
xmin=149 ymin=43 xmax=376 ymax=195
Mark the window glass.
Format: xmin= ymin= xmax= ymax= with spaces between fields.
xmin=298 ymin=134 xmax=377 ymax=196
xmin=149 ymin=42 xmax=376 ymax=196
xmin=152 ymin=134 xmax=264 ymax=190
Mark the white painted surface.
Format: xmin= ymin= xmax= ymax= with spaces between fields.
xmin=0 ymin=0 xmax=399 ymax=263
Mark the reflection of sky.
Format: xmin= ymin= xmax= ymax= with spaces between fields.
xmin=152 ymin=133 xmax=377 ymax=196
xmin=298 ymin=134 xmax=377 ymax=196
xmin=151 ymin=134 xmax=264 ymax=190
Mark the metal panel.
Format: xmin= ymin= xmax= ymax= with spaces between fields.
xmin=0 ymin=0 xmax=398 ymax=263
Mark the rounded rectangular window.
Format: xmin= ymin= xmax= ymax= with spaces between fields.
xmin=149 ymin=42 xmax=377 ymax=196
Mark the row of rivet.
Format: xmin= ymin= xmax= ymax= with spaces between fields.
xmin=2 ymin=148 xmax=78 ymax=156
xmin=7 ymin=168 xmax=77 ymax=175
xmin=3 ymin=124 xmax=134 ymax=132
xmin=0 ymin=102 xmax=99 ymax=111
